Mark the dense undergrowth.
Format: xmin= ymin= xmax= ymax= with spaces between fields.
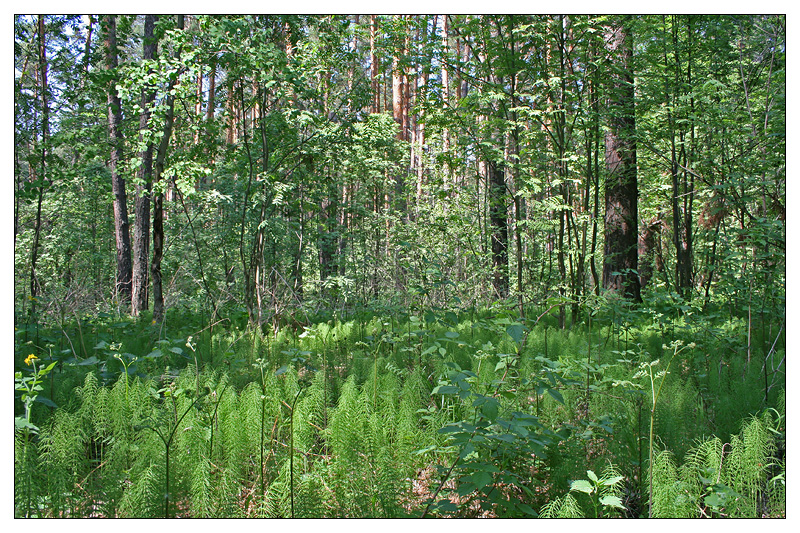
xmin=14 ymin=296 xmax=785 ymax=517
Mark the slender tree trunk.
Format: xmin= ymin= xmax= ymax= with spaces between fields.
xmin=602 ymin=17 xmax=641 ymax=302
xmin=29 ymin=18 xmax=49 ymax=303
xmin=207 ymin=60 xmax=216 ymax=123
xmin=82 ymin=16 xmax=93 ymax=84
xmin=194 ymin=68 xmax=202 ymax=144
xmin=105 ymin=15 xmax=133 ymax=302
xmin=414 ymin=18 xmax=430 ymax=215
xmin=152 ymin=15 xmax=184 ymax=323
xmin=489 ymin=162 xmax=509 ymax=298
xmin=667 ymin=16 xmax=694 ymax=298
xmin=370 ymin=15 xmax=379 ymax=113
xmin=392 ymin=21 xmax=404 ymax=140
xmin=440 ymin=15 xmax=451 ymax=185
xmin=588 ymin=37 xmax=602 ymax=295
xmin=347 ymin=15 xmax=359 ymax=112
xmin=132 ymin=15 xmax=157 ymax=316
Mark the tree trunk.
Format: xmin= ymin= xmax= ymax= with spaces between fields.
xmin=440 ymin=15 xmax=451 ymax=185
xmin=29 ymin=16 xmax=49 ymax=304
xmin=370 ymin=15 xmax=379 ymax=113
xmin=152 ymin=15 xmax=184 ymax=323
xmin=82 ymin=16 xmax=93 ymax=84
xmin=602 ymin=18 xmax=641 ymax=302
xmin=105 ymin=15 xmax=133 ymax=302
xmin=132 ymin=15 xmax=157 ymax=316
xmin=667 ymin=16 xmax=694 ymax=298
xmin=489 ymin=162 xmax=509 ymax=299
xmin=638 ymin=217 xmax=662 ymax=291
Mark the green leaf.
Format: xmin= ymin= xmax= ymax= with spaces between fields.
xmin=506 ymin=323 xmax=524 ymax=345
xmin=599 ymin=495 xmax=625 ymax=509
xmin=433 ymin=500 xmax=458 ymax=513
xmin=458 ymin=443 xmax=476 ymax=460
xmin=546 ymin=387 xmax=564 ymax=404
xmin=471 ymin=470 xmax=493 ymax=490
xmin=479 ymin=397 xmax=499 ymax=420
xmin=413 ymin=445 xmax=437 ymax=455
xmin=517 ymin=503 xmax=538 ymax=516
xmin=570 ymin=479 xmax=594 ymax=494
xmin=432 ymin=385 xmax=458 ymax=395
xmin=704 ymin=492 xmax=725 ymax=509
xmin=15 ymin=417 xmax=39 ymax=433
xmin=586 ymin=470 xmax=599 ymax=483
xmin=34 ymin=396 xmax=58 ymax=408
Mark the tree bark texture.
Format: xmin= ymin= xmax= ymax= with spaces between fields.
xmin=105 ymin=15 xmax=133 ymax=301
xmin=152 ymin=14 xmax=184 ymax=322
xmin=602 ymin=19 xmax=641 ymax=302
xmin=132 ymin=15 xmax=157 ymax=316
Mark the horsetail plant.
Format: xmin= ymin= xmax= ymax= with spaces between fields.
xmin=289 ymin=387 xmax=303 ymax=518
xmin=15 ymin=353 xmax=58 ymax=517
xmin=113 ymin=352 xmax=137 ymax=406
xmin=634 ymin=340 xmax=695 ymax=517
xmin=137 ymin=384 xmax=210 ymax=518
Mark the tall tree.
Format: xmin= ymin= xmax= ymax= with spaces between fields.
xmin=132 ymin=14 xmax=157 ymax=316
xmin=488 ymin=162 xmax=509 ymax=298
xmin=28 ymin=15 xmax=50 ymax=304
xmin=665 ymin=15 xmax=695 ymax=298
xmin=105 ymin=15 xmax=133 ymax=301
xmin=602 ymin=17 xmax=641 ymax=302
xmin=152 ymin=14 xmax=184 ymax=322
xmin=370 ymin=15 xmax=379 ymax=114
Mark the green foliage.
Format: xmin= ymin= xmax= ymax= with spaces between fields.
xmin=12 ymin=304 xmax=787 ymax=517
xmin=539 ymin=464 xmax=626 ymax=518
xmin=649 ymin=411 xmax=785 ymax=518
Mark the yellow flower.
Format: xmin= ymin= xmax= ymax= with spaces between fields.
xmin=24 ymin=354 xmax=38 ymax=366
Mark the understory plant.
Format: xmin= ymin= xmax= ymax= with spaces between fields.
xmin=648 ymin=408 xmax=785 ymax=518
xmin=539 ymin=464 xmax=626 ymax=518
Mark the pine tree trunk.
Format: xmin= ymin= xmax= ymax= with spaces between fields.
xmin=440 ymin=15 xmax=451 ymax=185
xmin=602 ymin=18 xmax=641 ymax=302
xmin=370 ymin=15 xmax=379 ymax=114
